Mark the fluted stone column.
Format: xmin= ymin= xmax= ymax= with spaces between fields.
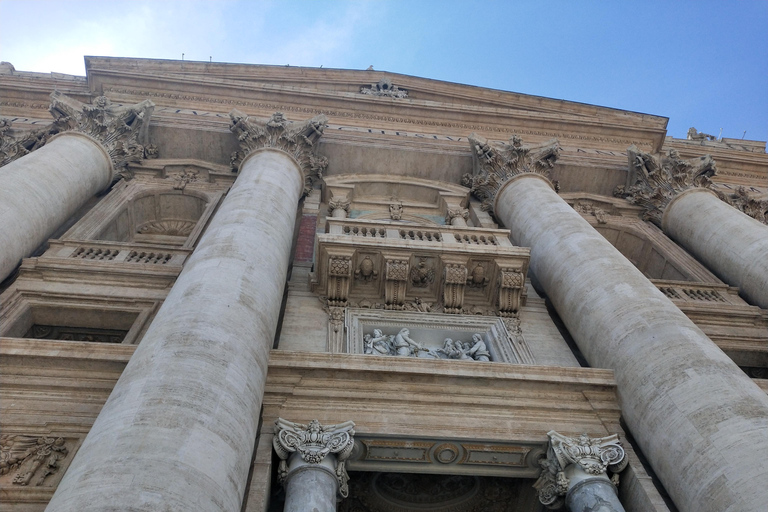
xmin=464 ymin=134 xmax=768 ymax=512
xmin=534 ymin=432 xmax=627 ymax=511
xmin=622 ymin=146 xmax=768 ymax=309
xmin=46 ymin=112 xmax=327 ymax=512
xmin=0 ymin=92 xmax=153 ymax=282
xmin=273 ymin=418 xmax=356 ymax=512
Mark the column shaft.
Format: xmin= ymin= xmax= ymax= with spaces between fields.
xmin=46 ymin=149 xmax=304 ymax=512
xmin=566 ymin=478 xmax=624 ymax=512
xmin=283 ymin=457 xmax=338 ymax=512
xmin=0 ymin=132 xmax=112 ymax=281
xmin=663 ymin=188 xmax=768 ymax=308
xmin=495 ymin=175 xmax=768 ymax=512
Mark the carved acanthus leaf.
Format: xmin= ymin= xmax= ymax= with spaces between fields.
xmin=0 ymin=118 xmax=59 ymax=167
xmin=715 ymin=186 xmax=768 ymax=224
xmin=229 ymin=110 xmax=328 ymax=197
xmin=534 ymin=431 xmax=627 ymax=509
xmin=616 ymin=145 xmax=717 ymax=225
xmin=49 ymin=91 xmax=154 ymax=175
xmin=0 ymin=434 xmax=69 ymax=486
xmin=273 ymin=418 xmax=356 ymax=498
xmin=464 ymin=134 xmax=560 ymax=215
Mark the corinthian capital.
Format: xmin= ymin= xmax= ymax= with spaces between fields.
xmin=534 ymin=431 xmax=627 ymax=509
xmin=273 ymin=418 xmax=356 ymax=498
xmin=229 ymin=110 xmax=328 ymax=197
xmin=0 ymin=118 xmax=59 ymax=167
xmin=49 ymin=91 xmax=154 ymax=173
xmin=463 ymin=134 xmax=560 ymax=214
xmin=616 ymin=145 xmax=717 ymax=225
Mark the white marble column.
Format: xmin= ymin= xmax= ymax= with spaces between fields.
xmin=0 ymin=92 xmax=153 ymax=282
xmin=622 ymin=146 xmax=768 ymax=309
xmin=46 ymin=112 xmax=327 ymax=512
xmin=535 ymin=432 xmax=627 ymax=512
xmin=465 ymin=134 xmax=768 ymax=512
xmin=273 ymin=418 xmax=356 ymax=512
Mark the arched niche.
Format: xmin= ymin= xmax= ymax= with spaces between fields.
xmin=95 ymin=189 xmax=210 ymax=246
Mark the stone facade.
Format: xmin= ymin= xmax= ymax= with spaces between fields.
xmin=1 ymin=57 xmax=767 ymax=512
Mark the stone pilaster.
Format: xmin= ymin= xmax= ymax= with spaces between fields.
xmin=274 ymin=418 xmax=355 ymax=512
xmin=534 ymin=432 xmax=627 ymax=511
xmin=467 ymin=135 xmax=768 ymax=512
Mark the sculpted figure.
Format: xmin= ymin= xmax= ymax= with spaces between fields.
xmin=393 ymin=328 xmax=422 ymax=356
xmin=466 ymin=334 xmax=491 ymax=361
xmin=364 ymin=329 xmax=392 ymax=355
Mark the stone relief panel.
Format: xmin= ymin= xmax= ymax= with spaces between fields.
xmin=346 ymin=309 xmax=534 ymax=365
xmin=0 ymin=435 xmax=76 ymax=488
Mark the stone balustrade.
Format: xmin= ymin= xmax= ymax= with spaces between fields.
xmin=651 ymin=279 xmax=747 ymax=306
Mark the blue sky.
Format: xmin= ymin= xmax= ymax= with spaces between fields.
xmin=1 ymin=0 xmax=766 ymax=142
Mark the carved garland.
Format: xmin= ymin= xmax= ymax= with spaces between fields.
xmin=229 ymin=110 xmax=328 ymax=197
xmin=463 ymin=134 xmax=560 ymax=215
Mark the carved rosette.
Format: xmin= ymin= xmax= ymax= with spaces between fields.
xmin=534 ymin=431 xmax=627 ymax=510
xmin=464 ymin=134 xmax=560 ymax=215
xmin=616 ymin=145 xmax=717 ymax=225
xmin=715 ymin=186 xmax=768 ymax=225
xmin=384 ymin=258 xmax=409 ymax=310
xmin=498 ymin=268 xmax=525 ymax=317
xmin=229 ymin=110 xmax=328 ymax=197
xmin=443 ymin=262 xmax=468 ymax=314
xmin=327 ymin=254 xmax=353 ymax=307
xmin=273 ymin=418 xmax=356 ymax=498
xmin=48 ymin=91 xmax=154 ymax=176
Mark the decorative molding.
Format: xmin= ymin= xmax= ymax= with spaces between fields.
xmin=443 ymin=262 xmax=468 ymax=314
xmin=273 ymin=418 xmax=356 ymax=498
xmin=464 ymin=134 xmax=560 ymax=214
xmin=534 ymin=431 xmax=627 ymax=510
xmin=0 ymin=435 xmax=71 ymax=487
xmin=615 ymin=145 xmax=717 ymax=225
xmin=49 ymin=91 xmax=154 ymax=175
xmin=326 ymin=254 xmax=353 ymax=307
xmin=384 ymin=258 xmax=409 ymax=310
xmin=498 ymin=268 xmax=525 ymax=317
xmin=228 ymin=110 xmax=328 ymax=197
xmin=136 ymin=219 xmax=196 ymax=236
xmin=360 ymin=77 xmax=409 ymax=98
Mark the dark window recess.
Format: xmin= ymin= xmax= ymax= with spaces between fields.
xmin=24 ymin=324 xmax=128 ymax=343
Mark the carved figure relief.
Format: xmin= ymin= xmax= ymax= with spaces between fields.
xmin=687 ymin=127 xmax=717 ymax=142
xmin=572 ymin=201 xmax=609 ymax=224
xmin=360 ymin=78 xmax=409 ymax=98
xmin=0 ymin=435 xmax=70 ymax=487
xmin=409 ymin=258 xmax=435 ymax=287
xmin=170 ymin=168 xmax=200 ymax=190
xmin=354 ymin=256 xmax=378 ymax=282
xmin=389 ymin=201 xmax=403 ymax=220
xmin=363 ymin=329 xmax=491 ymax=361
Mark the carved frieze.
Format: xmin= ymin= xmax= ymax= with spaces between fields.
xmin=616 ymin=145 xmax=717 ymax=225
xmin=534 ymin=431 xmax=627 ymax=510
xmin=273 ymin=418 xmax=356 ymax=498
xmin=229 ymin=110 xmax=328 ymax=197
xmin=49 ymin=91 xmax=155 ymax=174
xmin=0 ymin=435 xmax=72 ymax=487
xmin=464 ymin=134 xmax=560 ymax=214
